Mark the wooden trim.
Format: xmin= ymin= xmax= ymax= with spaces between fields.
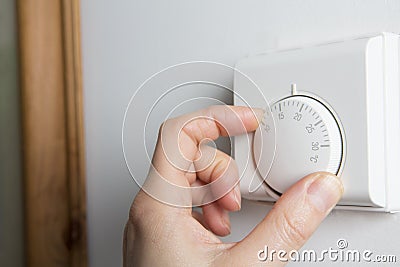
xmin=17 ymin=0 xmax=87 ymax=266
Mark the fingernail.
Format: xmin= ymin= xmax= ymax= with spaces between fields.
xmin=253 ymin=108 xmax=265 ymax=124
xmin=222 ymin=212 xmax=231 ymax=234
xmin=307 ymin=173 xmax=343 ymax=213
xmin=233 ymin=185 xmax=242 ymax=210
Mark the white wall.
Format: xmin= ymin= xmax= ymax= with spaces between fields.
xmin=80 ymin=1 xmax=400 ymax=266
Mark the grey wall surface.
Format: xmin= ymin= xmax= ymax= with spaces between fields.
xmin=80 ymin=1 xmax=400 ymax=266
xmin=0 ymin=0 xmax=24 ymax=266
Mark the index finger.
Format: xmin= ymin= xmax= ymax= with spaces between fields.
xmin=141 ymin=105 xmax=263 ymax=209
xmin=157 ymin=105 xmax=263 ymax=171
xmin=153 ymin=105 xmax=263 ymax=184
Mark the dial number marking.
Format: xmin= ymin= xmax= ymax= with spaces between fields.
xmin=253 ymin=95 xmax=343 ymax=194
xmin=310 ymin=155 xmax=319 ymax=163
xmin=293 ymin=112 xmax=302 ymax=121
xmin=306 ymin=124 xmax=315 ymax=134
xmin=311 ymin=142 xmax=319 ymax=151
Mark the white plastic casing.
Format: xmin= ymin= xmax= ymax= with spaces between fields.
xmin=234 ymin=32 xmax=400 ymax=212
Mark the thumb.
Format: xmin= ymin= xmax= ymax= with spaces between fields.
xmin=225 ymin=172 xmax=343 ymax=266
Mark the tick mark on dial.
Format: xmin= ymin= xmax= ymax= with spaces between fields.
xmin=299 ymin=103 xmax=304 ymax=112
xmin=314 ymin=120 xmax=323 ymax=126
xmin=320 ymin=144 xmax=330 ymax=148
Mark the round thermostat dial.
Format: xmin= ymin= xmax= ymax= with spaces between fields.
xmin=253 ymin=94 xmax=344 ymax=195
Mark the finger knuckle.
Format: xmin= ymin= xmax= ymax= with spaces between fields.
xmin=158 ymin=118 xmax=171 ymax=134
xmin=158 ymin=118 xmax=179 ymax=141
xmin=278 ymin=211 xmax=308 ymax=248
xmin=128 ymin=197 xmax=146 ymax=226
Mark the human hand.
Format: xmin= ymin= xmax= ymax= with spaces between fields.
xmin=123 ymin=105 xmax=343 ymax=266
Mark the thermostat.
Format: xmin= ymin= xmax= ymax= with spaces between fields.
xmin=234 ymin=32 xmax=400 ymax=212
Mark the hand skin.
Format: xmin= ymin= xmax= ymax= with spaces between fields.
xmin=123 ymin=105 xmax=344 ymax=267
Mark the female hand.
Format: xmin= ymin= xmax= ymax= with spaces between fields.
xmin=123 ymin=105 xmax=343 ymax=266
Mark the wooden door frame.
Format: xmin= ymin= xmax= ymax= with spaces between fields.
xmin=17 ymin=0 xmax=87 ymax=266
